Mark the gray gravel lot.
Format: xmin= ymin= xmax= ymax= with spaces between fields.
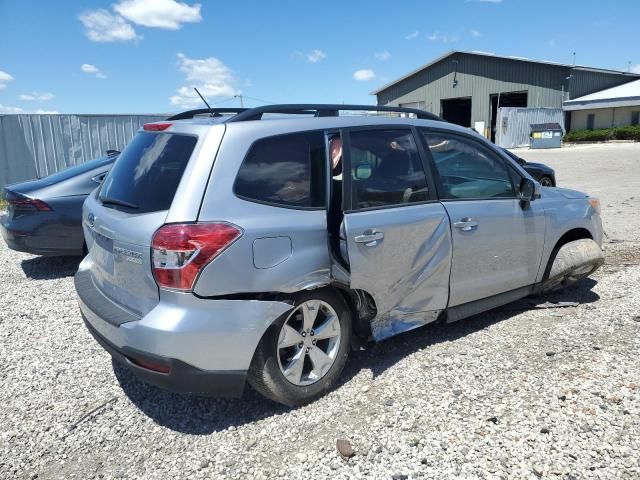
xmin=1 ymin=144 xmax=639 ymax=480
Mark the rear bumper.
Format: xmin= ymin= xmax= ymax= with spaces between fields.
xmin=74 ymin=256 xmax=293 ymax=396
xmin=82 ymin=314 xmax=247 ymax=396
xmin=1 ymin=219 xmax=84 ymax=256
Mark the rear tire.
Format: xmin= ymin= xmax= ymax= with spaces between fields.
xmin=248 ymin=288 xmax=352 ymax=406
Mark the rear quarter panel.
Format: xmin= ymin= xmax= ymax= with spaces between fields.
xmin=194 ymin=122 xmax=331 ymax=297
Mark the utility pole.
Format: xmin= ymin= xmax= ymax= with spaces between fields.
xmin=629 ymin=61 xmax=632 ymax=73
xmin=572 ymin=52 xmax=576 ymax=66
xmin=234 ymin=95 xmax=244 ymax=108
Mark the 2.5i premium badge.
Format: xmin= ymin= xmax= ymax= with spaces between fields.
xmin=113 ymin=246 xmax=143 ymax=264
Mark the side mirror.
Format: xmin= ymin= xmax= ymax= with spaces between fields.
xmin=519 ymin=178 xmax=536 ymax=203
xmin=355 ymin=163 xmax=372 ymax=179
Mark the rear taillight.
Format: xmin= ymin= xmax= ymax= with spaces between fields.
xmin=8 ymin=197 xmax=52 ymax=211
xmin=151 ymin=223 xmax=242 ymax=291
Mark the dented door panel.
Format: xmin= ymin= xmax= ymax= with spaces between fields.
xmin=344 ymin=203 xmax=452 ymax=341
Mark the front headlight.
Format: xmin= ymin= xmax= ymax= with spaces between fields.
xmin=588 ymin=197 xmax=601 ymax=214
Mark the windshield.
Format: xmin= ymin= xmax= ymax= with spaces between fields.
xmin=99 ymin=132 xmax=197 ymax=213
xmin=43 ymin=155 xmax=115 ymax=183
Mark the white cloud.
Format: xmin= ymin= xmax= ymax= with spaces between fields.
xmin=428 ymin=31 xmax=460 ymax=43
xmin=353 ymin=69 xmax=376 ymax=81
xmin=470 ymin=29 xmax=481 ymax=37
xmin=0 ymin=104 xmax=24 ymax=114
xmin=631 ymin=64 xmax=640 ymax=74
xmin=374 ymin=50 xmax=391 ymax=61
xmin=405 ymin=30 xmax=419 ymax=40
xmin=170 ymin=53 xmax=239 ymax=108
xmin=0 ymin=70 xmax=14 ymax=90
xmin=0 ymin=104 xmax=59 ymax=114
xmin=19 ymin=92 xmax=54 ymax=101
xmin=306 ymin=49 xmax=327 ymax=63
xmin=81 ymin=64 xmax=99 ymax=74
xmin=35 ymin=109 xmax=60 ymax=114
xmin=114 ymin=0 xmax=202 ymax=30
xmin=79 ymin=9 xmax=140 ymax=42
xmin=81 ymin=64 xmax=107 ymax=79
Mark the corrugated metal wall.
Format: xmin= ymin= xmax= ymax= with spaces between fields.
xmin=0 ymin=114 xmax=166 ymax=187
xmin=495 ymin=107 xmax=565 ymax=148
xmin=375 ymin=53 xmax=637 ymax=130
xmin=570 ymin=69 xmax=637 ymax=99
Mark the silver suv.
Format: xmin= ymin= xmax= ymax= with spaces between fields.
xmin=75 ymin=104 xmax=604 ymax=406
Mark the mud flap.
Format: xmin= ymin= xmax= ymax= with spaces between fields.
xmin=538 ymin=238 xmax=604 ymax=292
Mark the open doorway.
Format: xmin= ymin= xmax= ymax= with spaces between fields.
xmin=490 ymin=91 xmax=528 ymax=142
xmin=440 ymin=97 xmax=472 ymax=127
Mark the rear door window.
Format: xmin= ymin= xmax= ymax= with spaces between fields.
xmin=234 ymin=131 xmax=326 ymax=208
xmin=347 ymin=129 xmax=430 ymax=210
xmin=99 ymin=132 xmax=197 ymax=213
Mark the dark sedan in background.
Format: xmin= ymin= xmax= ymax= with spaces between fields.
xmin=501 ymin=148 xmax=556 ymax=187
xmin=1 ymin=152 xmax=117 ymax=256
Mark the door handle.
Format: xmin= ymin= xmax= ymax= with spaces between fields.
xmin=453 ymin=218 xmax=478 ymax=231
xmin=354 ymin=230 xmax=384 ymax=247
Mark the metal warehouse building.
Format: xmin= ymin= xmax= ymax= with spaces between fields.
xmin=373 ymin=51 xmax=639 ymax=141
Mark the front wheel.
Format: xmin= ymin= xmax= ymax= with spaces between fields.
xmin=248 ymin=288 xmax=352 ymax=406
xmin=539 ymin=175 xmax=554 ymax=187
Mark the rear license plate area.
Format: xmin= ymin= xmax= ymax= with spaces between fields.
xmin=92 ymin=230 xmax=114 ymax=274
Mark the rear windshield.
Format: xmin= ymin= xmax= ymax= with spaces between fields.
xmin=99 ymin=132 xmax=197 ymax=213
xmin=44 ymin=155 xmax=115 ymax=183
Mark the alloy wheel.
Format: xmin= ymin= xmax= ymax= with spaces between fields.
xmin=276 ymin=300 xmax=342 ymax=386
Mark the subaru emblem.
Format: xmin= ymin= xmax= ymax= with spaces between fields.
xmin=88 ymin=212 xmax=95 ymax=227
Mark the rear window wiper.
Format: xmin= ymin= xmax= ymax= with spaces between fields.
xmin=99 ymin=196 xmax=139 ymax=210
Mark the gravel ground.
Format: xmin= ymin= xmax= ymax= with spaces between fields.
xmin=1 ymin=144 xmax=639 ymax=480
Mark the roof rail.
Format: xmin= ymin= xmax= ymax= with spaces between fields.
xmin=166 ymin=107 xmax=249 ymax=121
xmin=226 ymin=104 xmax=442 ymax=122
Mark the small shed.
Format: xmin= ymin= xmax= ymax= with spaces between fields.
xmin=530 ymin=123 xmax=563 ymax=149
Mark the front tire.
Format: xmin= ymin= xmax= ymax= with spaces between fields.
xmin=248 ymin=288 xmax=352 ymax=406
xmin=541 ymin=238 xmax=604 ymax=292
xmin=539 ymin=175 xmax=554 ymax=187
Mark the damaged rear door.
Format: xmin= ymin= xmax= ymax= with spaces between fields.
xmin=342 ymin=127 xmax=452 ymax=341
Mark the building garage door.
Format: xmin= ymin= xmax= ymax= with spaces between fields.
xmin=441 ymin=97 xmax=472 ymax=127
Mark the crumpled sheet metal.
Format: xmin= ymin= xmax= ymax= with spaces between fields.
xmin=369 ymin=215 xmax=451 ymax=341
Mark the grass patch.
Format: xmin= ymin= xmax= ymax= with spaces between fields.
xmin=564 ymin=125 xmax=640 ymax=142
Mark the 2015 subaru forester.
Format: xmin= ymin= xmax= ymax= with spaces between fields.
xmin=75 ymin=104 xmax=604 ymax=406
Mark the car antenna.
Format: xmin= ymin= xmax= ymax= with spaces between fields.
xmin=193 ymin=87 xmax=219 ymax=117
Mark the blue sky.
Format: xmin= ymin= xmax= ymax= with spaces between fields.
xmin=1 ymin=0 xmax=639 ymax=114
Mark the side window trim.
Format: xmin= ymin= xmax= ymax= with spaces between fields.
xmin=410 ymin=125 xmax=439 ymax=203
xmin=343 ymin=125 xmax=437 ymax=213
xmin=418 ymin=127 xmax=519 ymax=202
xmin=341 ymin=127 xmax=354 ymax=212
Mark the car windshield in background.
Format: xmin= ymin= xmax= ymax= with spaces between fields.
xmin=99 ymin=132 xmax=197 ymax=213
xmin=43 ymin=155 xmax=115 ymax=184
